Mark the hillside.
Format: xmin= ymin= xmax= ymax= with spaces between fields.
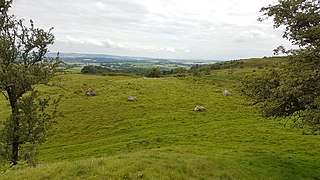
xmin=1 ymin=57 xmax=320 ymax=179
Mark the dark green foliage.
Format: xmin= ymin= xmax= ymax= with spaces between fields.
xmin=170 ymin=67 xmax=187 ymax=74
xmin=242 ymin=69 xmax=282 ymax=116
xmin=145 ymin=67 xmax=163 ymax=78
xmin=208 ymin=61 xmax=244 ymax=70
xmin=244 ymin=0 xmax=320 ymax=134
xmin=169 ymin=67 xmax=188 ymax=77
xmin=244 ymin=55 xmax=320 ymax=133
xmin=0 ymin=0 xmax=60 ymax=165
xmin=81 ymin=64 xmax=189 ymax=77
xmin=0 ymin=92 xmax=61 ymax=166
xmin=81 ymin=65 xmax=149 ymax=76
xmin=81 ymin=66 xmax=113 ymax=74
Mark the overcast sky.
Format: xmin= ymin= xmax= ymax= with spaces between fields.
xmin=10 ymin=0 xmax=291 ymax=60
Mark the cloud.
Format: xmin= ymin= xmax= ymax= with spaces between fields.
xmin=58 ymin=35 xmax=129 ymax=50
xmin=57 ymin=35 xmax=183 ymax=53
xmin=62 ymin=35 xmax=104 ymax=47
xmin=234 ymin=29 xmax=277 ymax=43
xmin=11 ymin=0 xmax=287 ymax=60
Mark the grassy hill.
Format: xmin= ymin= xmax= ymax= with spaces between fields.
xmin=1 ymin=57 xmax=320 ymax=179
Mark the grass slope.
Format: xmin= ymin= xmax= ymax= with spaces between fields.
xmin=1 ymin=64 xmax=320 ymax=179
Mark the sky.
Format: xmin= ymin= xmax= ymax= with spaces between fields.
xmin=10 ymin=0 xmax=292 ymax=60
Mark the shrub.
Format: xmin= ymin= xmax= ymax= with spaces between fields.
xmin=145 ymin=68 xmax=163 ymax=78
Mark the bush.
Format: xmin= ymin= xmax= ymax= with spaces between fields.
xmin=81 ymin=66 xmax=113 ymax=74
xmin=242 ymin=50 xmax=320 ymax=134
xmin=242 ymin=0 xmax=320 ymax=134
xmin=170 ymin=67 xmax=188 ymax=74
xmin=145 ymin=68 xmax=163 ymax=78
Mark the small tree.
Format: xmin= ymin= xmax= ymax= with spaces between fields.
xmin=146 ymin=67 xmax=163 ymax=78
xmin=243 ymin=0 xmax=320 ymax=134
xmin=0 ymin=0 xmax=60 ymax=165
xmin=170 ymin=67 xmax=188 ymax=74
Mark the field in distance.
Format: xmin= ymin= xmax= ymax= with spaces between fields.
xmin=56 ymin=52 xmax=219 ymax=73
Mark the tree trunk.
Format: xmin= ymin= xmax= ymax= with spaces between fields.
xmin=8 ymin=89 xmax=20 ymax=166
xmin=11 ymin=141 xmax=19 ymax=166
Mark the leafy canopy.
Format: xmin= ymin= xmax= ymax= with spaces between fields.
xmin=244 ymin=0 xmax=320 ymax=134
xmin=0 ymin=0 xmax=61 ymax=166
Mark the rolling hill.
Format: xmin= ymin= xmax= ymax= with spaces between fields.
xmin=1 ymin=57 xmax=320 ymax=179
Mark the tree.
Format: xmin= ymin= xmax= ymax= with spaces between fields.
xmin=81 ymin=65 xmax=113 ymax=74
xmin=170 ymin=67 xmax=188 ymax=74
xmin=259 ymin=0 xmax=320 ymax=49
xmin=0 ymin=0 xmax=60 ymax=165
xmin=243 ymin=0 xmax=320 ymax=134
xmin=145 ymin=67 xmax=163 ymax=78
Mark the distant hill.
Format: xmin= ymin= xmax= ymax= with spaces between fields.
xmin=47 ymin=52 xmax=221 ymax=64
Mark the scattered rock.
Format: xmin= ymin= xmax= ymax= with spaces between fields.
xmin=128 ymin=96 xmax=138 ymax=102
xmin=86 ymin=88 xmax=95 ymax=96
xmin=137 ymin=174 xmax=144 ymax=178
xmin=223 ymin=90 xmax=232 ymax=96
xmin=194 ymin=106 xmax=206 ymax=111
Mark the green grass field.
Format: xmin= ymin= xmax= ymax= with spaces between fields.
xmin=1 ymin=60 xmax=320 ymax=179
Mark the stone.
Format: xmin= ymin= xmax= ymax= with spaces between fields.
xmin=86 ymin=88 xmax=95 ymax=96
xmin=128 ymin=96 xmax=137 ymax=102
xmin=137 ymin=174 xmax=144 ymax=178
xmin=194 ymin=106 xmax=206 ymax=111
xmin=223 ymin=90 xmax=232 ymax=96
